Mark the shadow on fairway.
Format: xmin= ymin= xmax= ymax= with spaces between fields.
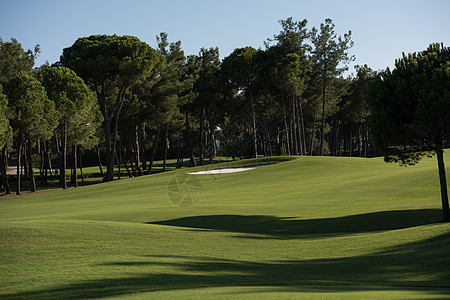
xmin=148 ymin=209 xmax=442 ymax=238
xmin=3 ymin=231 xmax=450 ymax=299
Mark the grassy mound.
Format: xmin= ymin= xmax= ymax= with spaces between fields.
xmin=1 ymin=154 xmax=449 ymax=299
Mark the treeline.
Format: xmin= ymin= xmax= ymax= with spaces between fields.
xmin=0 ymin=17 xmax=379 ymax=195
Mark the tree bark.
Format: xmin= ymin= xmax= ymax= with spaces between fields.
xmin=45 ymin=141 xmax=52 ymax=181
xmin=349 ymin=121 xmax=353 ymax=157
xmin=1 ymin=145 xmax=10 ymax=194
xmin=209 ymin=116 xmax=216 ymax=163
xmin=291 ymin=94 xmax=298 ymax=155
xmin=27 ymin=137 xmax=36 ymax=192
xmin=134 ymin=125 xmax=141 ymax=172
xmin=127 ymin=145 xmax=137 ymax=177
xmin=61 ymin=123 xmax=67 ymax=189
xmin=16 ymin=130 xmax=23 ymax=195
xmin=320 ymin=73 xmax=326 ymax=156
xmin=72 ymin=144 xmax=78 ymax=188
xmin=96 ymin=145 xmax=104 ymax=177
xmin=139 ymin=123 xmax=146 ymax=171
xmin=282 ymin=93 xmax=291 ymax=155
xmin=115 ymin=151 xmax=121 ymax=180
xmin=310 ymin=105 xmax=317 ymax=156
xmin=103 ymin=117 xmax=114 ymax=181
xmin=22 ymin=142 xmax=28 ymax=179
xmin=78 ymin=146 xmax=84 ymax=185
xmin=147 ymin=126 xmax=161 ymax=175
xmin=436 ymin=145 xmax=450 ymax=221
xmin=163 ymin=123 xmax=169 ymax=172
xmin=39 ymin=140 xmax=44 ymax=184
xmin=185 ymin=112 xmax=196 ymax=167
xmin=121 ymin=140 xmax=132 ymax=178
xmin=199 ymin=108 xmax=205 ymax=166
xmin=250 ymin=89 xmax=258 ymax=158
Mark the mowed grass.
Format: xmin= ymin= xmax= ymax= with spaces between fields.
xmin=1 ymin=154 xmax=450 ymax=299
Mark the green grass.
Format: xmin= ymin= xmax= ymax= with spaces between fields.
xmin=1 ymin=154 xmax=450 ymax=299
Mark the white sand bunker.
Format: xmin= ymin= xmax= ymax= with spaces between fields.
xmin=189 ymin=165 xmax=268 ymax=175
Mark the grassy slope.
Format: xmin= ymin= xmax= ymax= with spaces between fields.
xmin=1 ymin=155 xmax=450 ymax=299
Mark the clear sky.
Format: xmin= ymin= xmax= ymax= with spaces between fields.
xmin=1 ymin=0 xmax=449 ymax=76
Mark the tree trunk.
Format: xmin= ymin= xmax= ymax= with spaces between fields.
xmin=134 ymin=125 xmax=141 ymax=172
xmin=96 ymin=145 xmax=104 ymax=177
xmin=250 ymin=89 xmax=258 ymax=158
xmin=147 ymin=126 xmax=161 ymax=175
xmin=121 ymin=140 xmax=132 ymax=178
xmin=16 ymin=130 xmax=23 ymax=195
xmin=139 ymin=123 xmax=146 ymax=171
xmin=296 ymin=97 xmax=306 ymax=155
xmin=27 ymin=137 xmax=36 ymax=192
xmin=103 ymin=117 xmax=114 ymax=182
xmin=61 ymin=123 xmax=67 ymax=189
xmin=72 ymin=144 xmax=78 ymax=188
xmin=115 ymin=150 xmax=121 ymax=180
xmin=163 ymin=123 xmax=169 ymax=172
xmin=282 ymin=93 xmax=290 ymax=155
xmin=39 ymin=140 xmax=44 ymax=184
xmin=209 ymin=116 xmax=216 ymax=164
xmin=45 ymin=141 xmax=52 ymax=181
xmin=295 ymin=96 xmax=303 ymax=156
xmin=22 ymin=142 xmax=28 ymax=179
xmin=78 ymin=146 xmax=84 ymax=186
xmin=319 ymin=73 xmax=326 ymax=156
xmin=436 ymin=146 xmax=450 ymax=221
xmin=199 ymin=108 xmax=205 ymax=166
xmin=291 ymin=94 xmax=298 ymax=155
xmin=1 ymin=145 xmax=10 ymax=194
xmin=185 ymin=112 xmax=196 ymax=167
xmin=176 ymin=139 xmax=184 ymax=168
xmin=127 ymin=146 xmax=137 ymax=177
xmin=310 ymin=105 xmax=317 ymax=156
xmin=349 ymin=121 xmax=353 ymax=157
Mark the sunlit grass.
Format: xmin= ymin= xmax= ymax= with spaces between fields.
xmin=1 ymin=154 xmax=449 ymax=298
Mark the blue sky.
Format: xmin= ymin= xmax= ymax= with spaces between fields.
xmin=1 ymin=0 xmax=449 ymax=76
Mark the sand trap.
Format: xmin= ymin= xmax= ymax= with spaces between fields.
xmin=189 ymin=165 xmax=268 ymax=175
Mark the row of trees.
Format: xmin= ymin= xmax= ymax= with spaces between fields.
xmin=0 ymin=18 xmax=379 ymax=194
xmin=1 ymin=17 xmax=449 ymax=222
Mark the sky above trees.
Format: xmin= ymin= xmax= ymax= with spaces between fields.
xmin=1 ymin=0 xmax=449 ymax=76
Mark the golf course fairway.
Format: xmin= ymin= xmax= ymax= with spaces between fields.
xmin=1 ymin=154 xmax=450 ymax=299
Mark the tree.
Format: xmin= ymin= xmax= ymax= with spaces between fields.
xmin=0 ymin=85 xmax=10 ymax=150
xmin=60 ymin=34 xmax=163 ymax=181
xmin=40 ymin=66 xmax=100 ymax=188
xmin=269 ymin=18 xmax=310 ymax=156
xmin=368 ymin=43 xmax=450 ymax=222
xmin=221 ymin=46 xmax=260 ymax=158
xmin=6 ymin=71 xmax=56 ymax=194
xmin=0 ymin=37 xmax=39 ymax=86
xmin=0 ymin=85 xmax=12 ymax=193
xmin=195 ymin=47 xmax=223 ymax=163
xmin=0 ymin=37 xmax=39 ymax=193
xmin=310 ymin=18 xmax=354 ymax=156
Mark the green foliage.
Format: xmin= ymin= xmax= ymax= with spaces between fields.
xmin=221 ymin=46 xmax=259 ymax=89
xmin=310 ymin=18 xmax=354 ymax=78
xmin=369 ymin=43 xmax=450 ymax=159
xmin=60 ymin=35 xmax=162 ymax=89
xmin=40 ymin=66 xmax=102 ymax=148
xmin=5 ymin=71 xmax=57 ymax=141
xmin=0 ymin=85 xmax=12 ymax=148
xmin=0 ymin=37 xmax=38 ymax=86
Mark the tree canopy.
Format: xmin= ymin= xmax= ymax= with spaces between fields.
xmin=369 ymin=43 xmax=450 ymax=221
xmin=60 ymin=34 xmax=163 ymax=181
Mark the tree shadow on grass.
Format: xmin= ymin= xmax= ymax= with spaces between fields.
xmin=3 ymin=231 xmax=450 ymax=299
xmin=148 ymin=209 xmax=442 ymax=238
